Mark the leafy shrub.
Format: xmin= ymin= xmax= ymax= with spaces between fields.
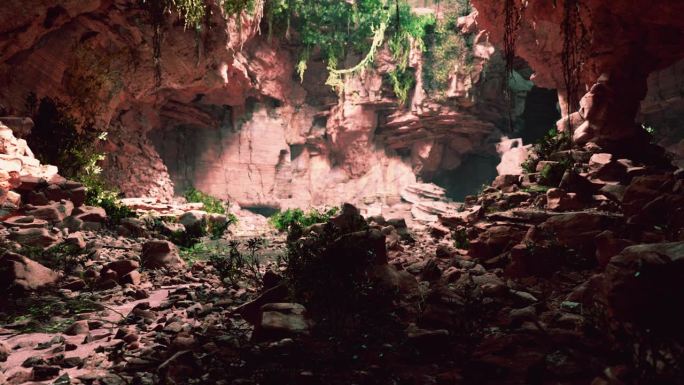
xmin=422 ymin=0 xmax=474 ymax=99
xmin=453 ymin=228 xmax=470 ymax=250
xmin=283 ymin=212 xmax=397 ymax=337
xmin=521 ymin=128 xmax=572 ymax=173
xmin=269 ymin=206 xmax=339 ymax=232
xmin=184 ymin=187 xmax=226 ymax=214
xmin=26 ymin=96 xmax=134 ymax=225
xmin=208 ymin=238 xmax=264 ymax=288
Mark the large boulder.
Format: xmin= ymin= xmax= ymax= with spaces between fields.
xmin=539 ymin=212 xmax=618 ymax=250
xmin=141 ymin=240 xmax=185 ymax=270
xmin=26 ymin=200 xmax=74 ymax=222
xmin=178 ymin=210 xmax=207 ymax=238
xmin=0 ymin=252 xmax=59 ymax=291
xmin=603 ymin=242 xmax=684 ymax=335
xmin=8 ymin=227 xmax=59 ymax=248
xmin=468 ymin=225 xmax=526 ymax=261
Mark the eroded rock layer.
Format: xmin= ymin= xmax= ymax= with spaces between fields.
xmin=0 ymin=0 xmax=527 ymax=211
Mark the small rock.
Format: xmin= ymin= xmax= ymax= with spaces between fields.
xmin=64 ymin=320 xmax=90 ymax=336
xmin=141 ymin=240 xmax=186 ymax=270
xmin=0 ymin=340 xmax=10 ymax=362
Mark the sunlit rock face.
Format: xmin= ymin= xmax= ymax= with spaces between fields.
xmin=0 ymin=0 xmax=532 ymax=209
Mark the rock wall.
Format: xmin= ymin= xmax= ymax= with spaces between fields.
xmin=0 ymin=0 xmax=529 ymax=211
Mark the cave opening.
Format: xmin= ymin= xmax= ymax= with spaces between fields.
xmin=428 ymin=85 xmax=560 ymax=201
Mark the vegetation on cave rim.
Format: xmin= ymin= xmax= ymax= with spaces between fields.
xmin=421 ymin=0 xmax=474 ymax=100
xmin=139 ymin=0 xmax=474 ymax=103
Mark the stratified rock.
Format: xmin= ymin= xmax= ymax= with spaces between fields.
xmin=0 ymin=252 xmax=59 ymax=291
xmin=141 ymin=240 xmax=185 ymax=270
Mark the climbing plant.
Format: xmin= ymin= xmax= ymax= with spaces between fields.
xmin=560 ymin=0 xmax=590 ymax=124
xmin=502 ymin=0 xmax=524 ymax=76
xmin=421 ymin=0 xmax=473 ymax=100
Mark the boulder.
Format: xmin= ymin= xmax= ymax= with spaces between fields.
xmin=0 ymin=252 xmax=59 ymax=291
xmin=468 ymin=225 xmax=526 ymax=261
xmin=179 ymin=210 xmax=207 ymax=237
xmin=8 ymin=227 xmax=59 ymax=248
xmin=491 ymin=174 xmax=520 ymax=192
xmin=141 ymin=240 xmax=185 ymax=270
xmin=118 ymin=217 xmax=147 ymax=238
xmin=0 ymin=341 xmax=9 ymax=362
xmin=546 ymin=188 xmax=583 ymax=211
xmin=64 ymin=320 xmax=89 ymax=336
xmin=102 ymin=259 xmax=140 ymax=278
xmin=539 ymin=212 xmax=618 ymax=250
xmin=604 ymin=242 xmax=684 ymax=335
xmin=254 ymin=303 xmax=313 ymax=341
xmin=64 ymin=232 xmax=86 ymax=250
xmin=594 ymin=230 xmax=634 ymax=269
xmin=73 ymin=205 xmax=107 ymax=223
xmin=2 ymin=215 xmax=48 ymax=229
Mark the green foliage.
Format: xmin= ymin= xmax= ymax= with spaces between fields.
xmin=453 ymin=228 xmax=469 ymax=250
xmin=521 ymin=128 xmax=572 ymax=174
xmin=28 ymin=97 xmax=103 ymax=178
xmin=26 ymin=96 xmax=134 ymax=226
xmin=422 ymin=1 xmax=474 ymax=99
xmin=0 ymin=294 xmax=104 ymax=334
xmin=80 ymin=174 xmax=136 ymax=225
xmin=269 ymin=206 xmax=339 ymax=232
xmin=222 ymin=0 xmax=256 ymax=16
xmin=383 ymin=2 xmax=433 ymax=104
xmin=203 ymin=238 xmax=264 ymax=287
xmin=283 ymin=216 xmax=396 ymax=337
xmin=184 ymin=187 xmax=226 ymax=214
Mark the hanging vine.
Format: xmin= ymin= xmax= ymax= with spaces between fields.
xmin=502 ymin=0 xmax=524 ymax=76
xmin=561 ymin=0 xmax=589 ymax=121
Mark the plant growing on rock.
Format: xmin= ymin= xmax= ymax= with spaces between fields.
xmin=184 ymin=187 xmax=227 ymax=214
xmin=269 ymin=206 xmax=339 ymax=232
xmin=26 ymin=96 xmax=135 ymax=225
xmin=208 ymin=238 xmax=264 ymax=288
xmin=521 ymin=127 xmax=571 ymax=173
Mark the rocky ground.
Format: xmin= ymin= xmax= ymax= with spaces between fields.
xmin=2 ymin=98 xmax=684 ymax=385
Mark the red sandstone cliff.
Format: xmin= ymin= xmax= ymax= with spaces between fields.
xmin=0 ymin=0 xmax=519 ymax=212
